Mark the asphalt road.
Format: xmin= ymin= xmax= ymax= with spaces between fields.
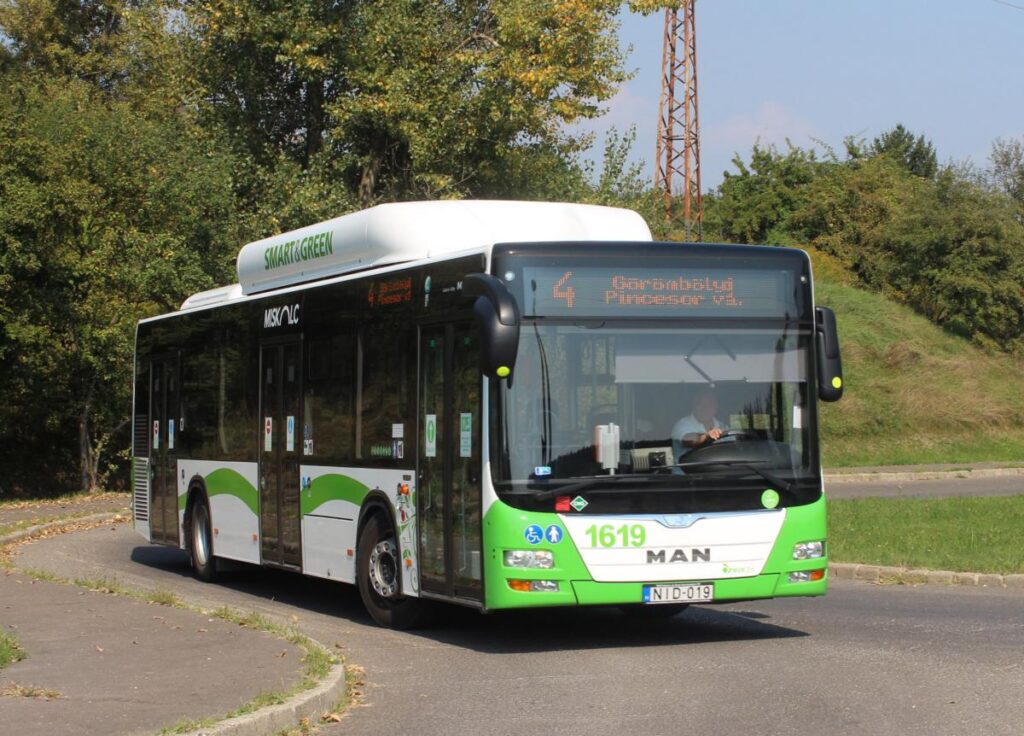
xmin=826 ymin=473 xmax=1024 ymax=500
xmin=14 ymin=523 xmax=1024 ymax=736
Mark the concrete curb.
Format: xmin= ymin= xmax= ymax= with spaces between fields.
xmin=830 ymin=562 xmax=1024 ymax=591
xmin=3 ymin=512 xmax=349 ymax=736
xmin=184 ymin=659 xmax=348 ymax=736
xmin=0 ymin=511 xmax=126 ymax=546
xmin=824 ymin=467 xmax=1024 ymax=484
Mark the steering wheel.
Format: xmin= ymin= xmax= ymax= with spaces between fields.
xmin=713 ymin=429 xmax=757 ymax=442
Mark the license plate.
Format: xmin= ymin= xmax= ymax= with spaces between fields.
xmin=643 ymin=583 xmax=714 ymax=604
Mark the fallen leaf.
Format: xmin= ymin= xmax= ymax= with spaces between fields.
xmin=95 ymin=645 xmax=104 ymax=653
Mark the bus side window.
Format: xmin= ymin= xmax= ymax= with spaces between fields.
xmin=358 ymin=323 xmax=412 ymax=463
xmin=305 ymin=333 xmax=356 ymax=463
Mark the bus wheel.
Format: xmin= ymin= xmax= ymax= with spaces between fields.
xmin=357 ymin=514 xmax=429 ymax=629
xmin=189 ymin=497 xmax=218 ymax=583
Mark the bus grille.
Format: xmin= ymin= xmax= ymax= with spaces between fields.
xmin=134 ymin=414 xmax=149 ymax=456
xmin=133 ymin=457 xmax=150 ymax=522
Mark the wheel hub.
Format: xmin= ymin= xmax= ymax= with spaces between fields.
xmin=368 ymin=538 xmax=400 ymax=598
xmin=193 ymin=508 xmax=210 ymax=567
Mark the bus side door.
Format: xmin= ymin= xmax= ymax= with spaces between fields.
xmin=149 ymin=356 xmax=181 ymax=545
xmin=418 ymin=322 xmax=483 ymax=601
xmin=259 ymin=338 xmax=303 ymax=568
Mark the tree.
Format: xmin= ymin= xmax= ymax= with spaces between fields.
xmin=187 ymin=0 xmax=629 ymax=215
xmin=990 ymin=137 xmax=1024 ymax=206
xmin=702 ymin=142 xmax=821 ymax=245
xmin=870 ymin=123 xmax=938 ymax=179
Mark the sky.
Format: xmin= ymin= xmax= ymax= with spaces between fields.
xmin=576 ymin=0 xmax=1024 ymax=192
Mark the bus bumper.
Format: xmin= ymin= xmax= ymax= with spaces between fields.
xmin=483 ymin=495 xmax=828 ymax=611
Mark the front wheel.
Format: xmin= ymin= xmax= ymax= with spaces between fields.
xmin=357 ymin=515 xmax=431 ymax=629
xmin=189 ymin=497 xmax=218 ymax=583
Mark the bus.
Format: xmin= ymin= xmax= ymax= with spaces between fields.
xmin=132 ymin=200 xmax=843 ymax=628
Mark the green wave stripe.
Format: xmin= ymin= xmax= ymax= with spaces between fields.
xmin=302 ymin=473 xmax=370 ymax=516
xmin=177 ymin=468 xmax=259 ymax=517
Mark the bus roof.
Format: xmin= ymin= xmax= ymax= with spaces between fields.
xmin=228 ymin=200 xmax=652 ymax=299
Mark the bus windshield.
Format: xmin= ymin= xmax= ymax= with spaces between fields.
xmin=490 ymin=322 xmax=819 ymax=511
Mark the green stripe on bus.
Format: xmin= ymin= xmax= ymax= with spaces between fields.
xmin=176 ymin=468 xmax=260 ymax=517
xmin=206 ymin=468 xmax=260 ymax=516
xmin=302 ymin=474 xmax=370 ymax=516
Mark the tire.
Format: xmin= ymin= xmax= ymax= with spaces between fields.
xmin=619 ymin=603 xmax=689 ymax=619
xmin=189 ymin=497 xmax=218 ymax=583
xmin=357 ymin=514 xmax=430 ymax=629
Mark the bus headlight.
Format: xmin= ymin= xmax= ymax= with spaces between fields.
xmin=792 ymin=541 xmax=824 ymax=560
xmin=508 ymin=579 xmax=560 ymax=592
xmin=503 ymin=550 xmax=554 ymax=569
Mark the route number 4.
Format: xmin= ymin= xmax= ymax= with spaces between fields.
xmin=553 ymin=271 xmax=575 ymax=309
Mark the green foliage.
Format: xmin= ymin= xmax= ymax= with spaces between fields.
xmin=0 ymin=68 xmax=239 ymax=494
xmin=990 ymin=137 xmax=1024 ymax=205
xmin=711 ymin=137 xmax=1024 ymax=357
xmin=702 ymin=142 xmax=820 ymax=245
xmin=869 ymin=123 xmax=938 ymax=179
xmin=0 ymin=628 xmax=26 ymax=670
xmin=189 ymin=0 xmax=628 ymax=213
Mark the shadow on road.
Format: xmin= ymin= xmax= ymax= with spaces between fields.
xmin=129 ymin=544 xmax=809 ymax=653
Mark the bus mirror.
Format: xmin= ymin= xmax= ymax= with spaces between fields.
xmin=463 ymin=273 xmax=520 ymax=380
xmin=815 ymin=306 xmax=843 ymax=402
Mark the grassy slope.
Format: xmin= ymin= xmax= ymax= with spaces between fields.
xmin=811 ymin=251 xmax=1024 ymax=467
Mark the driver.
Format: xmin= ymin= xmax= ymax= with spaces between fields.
xmin=672 ymin=387 xmax=727 ymax=461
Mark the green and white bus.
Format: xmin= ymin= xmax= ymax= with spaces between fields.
xmin=132 ymin=200 xmax=843 ymax=628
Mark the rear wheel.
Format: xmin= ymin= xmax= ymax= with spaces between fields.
xmin=189 ymin=497 xmax=218 ymax=583
xmin=357 ymin=514 xmax=430 ymax=629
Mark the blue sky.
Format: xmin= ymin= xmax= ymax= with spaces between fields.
xmin=577 ymin=0 xmax=1024 ymax=191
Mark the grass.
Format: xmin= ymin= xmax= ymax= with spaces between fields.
xmin=812 ymin=259 xmax=1024 ymax=468
xmin=0 ymin=683 xmax=63 ymax=699
xmin=828 ymin=495 xmax=1024 ymax=574
xmin=0 ymin=629 xmax=26 ymax=670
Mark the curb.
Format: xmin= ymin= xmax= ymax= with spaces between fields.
xmin=0 ymin=511 xmax=126 ymax=546
xmin=824 ymin=467 xmax=1024 ymax=484
xmin=830 ymin=562 xmax=1024 ymax=591
xmin=3 ymin=512 xmax=349 ymax=736
xmin=184 ymin=658 xmax=348 ymax=736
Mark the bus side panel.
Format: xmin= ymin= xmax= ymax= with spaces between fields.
xmin=299 ymin=465 xmax=418 ymax=595
xmin=179 ymin=459 xmax=261 ymax=564
xmin=302 ymin=516 xmax=357 ymax=583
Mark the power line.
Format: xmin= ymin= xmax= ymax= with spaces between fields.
xmin=991 ymin=0 xmax=1024 ymax=11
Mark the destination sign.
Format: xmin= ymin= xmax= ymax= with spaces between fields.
xmin=519 ymin=266 xmax=796 ymax=317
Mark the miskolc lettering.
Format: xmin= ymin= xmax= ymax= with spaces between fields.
xmin=646 ymin=547 xmax=711 ymax=564
xmin=264 ymin=304 xmax=300 ymax=328
xmin=263 ymin=230 xmax=334 ymax=271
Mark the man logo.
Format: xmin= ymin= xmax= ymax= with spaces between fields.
xmin=646 ymin=548 xmax=711 ymax=564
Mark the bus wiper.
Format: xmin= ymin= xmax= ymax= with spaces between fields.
xmin=526 ymin=474 xmax=676 ymax=500
xmin=660 ymin=460 xmax=796 ymax=495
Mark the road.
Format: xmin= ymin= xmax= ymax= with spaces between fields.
xmin=826 ymin=473 xmax=1024 ymax=500
xmin=14 ymin=522 xmax=1024 ymax=736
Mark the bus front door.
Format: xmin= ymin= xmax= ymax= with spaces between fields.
xmin=418 ymin=323 xmax=483 ymax=602
xmin=259 ymin=340 xmax=303 ymax=568
xmin=149 ymin=356 xmax=180 ymax=545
